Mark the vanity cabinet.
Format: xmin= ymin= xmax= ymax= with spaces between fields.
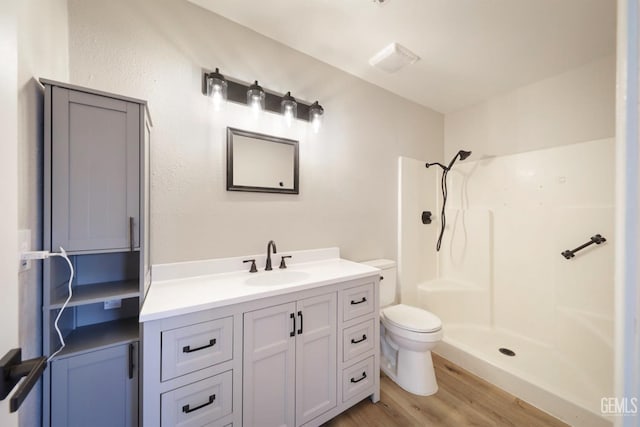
xmin=41 ymin=79 xmax=150 ymax=427
xmin=141 ymin=274 xmax=379 ymax=427
xmin=243 ymin=293 xmax=337 ymax=427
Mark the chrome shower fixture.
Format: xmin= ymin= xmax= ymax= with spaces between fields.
xmin=425 ymin=150 xmax=472 ymax=251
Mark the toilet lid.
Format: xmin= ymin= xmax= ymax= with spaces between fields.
xmin=382 ymin=304 xmax=442 ymax=333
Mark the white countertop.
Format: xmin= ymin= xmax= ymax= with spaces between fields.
xmin=140 ymin=248 xmax=380 ymax=322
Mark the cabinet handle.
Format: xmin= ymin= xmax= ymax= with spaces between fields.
xmin=290 ymin=313 xmax=296 ymax=337
xmin=182 ymin=394 xmax=216 ymax=414
xmin=297 ymin=311 xmax=303 ymax=335
xmin=351 ymin=334 xmax=367 ymax=344
xmin=129 ymin=217 xmax=135 ymax=252
xmin=350 ymin=297 xmax=367 ymax=305
xmin=128 ymin=343 xmax=134 ymax=379
xmin=350 ymin=372 xmax=367 ymax=383
xmin=182 ymin=339 xmax=216 ymax=353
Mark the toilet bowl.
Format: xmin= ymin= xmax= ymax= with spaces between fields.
xmin=363 ymin=260 xmax=443 ymax=396
xmin=381 ymin=304 xmax=442 ymax=395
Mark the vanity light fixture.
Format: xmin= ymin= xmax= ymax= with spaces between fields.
xmin=202 ymin=69 xmax=325 ymax=131
xmin=205 ymin=68 xmax=227 ymax=111
xmin=281 ymin=91 xmax=297 ymax=127
xmin=309 ymin=101 xmax=324 ymax=133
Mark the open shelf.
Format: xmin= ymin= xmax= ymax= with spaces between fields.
xmin=53 ymin=317 xmax=139 ymax=359
xmin=49 ymin=279 xmax=140 ymax=309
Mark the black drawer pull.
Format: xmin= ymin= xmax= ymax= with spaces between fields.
xmin=183 ymin=339 xmax=216 ymax=353
xmin=290 ymin=313 xmax=296 ymax=337
xmin=182 ymin=394 xmax=215 ymax=414
xmin=350 ymin=372 xmax=367 ymax=383
xmin=350 ymin=297 xmax=367 ymax=305
xmin=351 ymin=334 xmax=367 ymax=344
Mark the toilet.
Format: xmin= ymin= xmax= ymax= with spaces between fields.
xmin=363 ymin=259 xmax=443 ymax=396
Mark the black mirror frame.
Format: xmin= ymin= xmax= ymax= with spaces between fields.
xmin=226 ymin=127 xmax=300 ymax=194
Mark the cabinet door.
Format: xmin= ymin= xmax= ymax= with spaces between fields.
xmin=243 ymin=302 xmax=296 ymax=427
xmin=295 ymin=293 xmax=337 ymax=426
xmin=51 ymin=342 xmax=138 ymax=427
xmin=51 ymin=87 xmax=140 ymax=252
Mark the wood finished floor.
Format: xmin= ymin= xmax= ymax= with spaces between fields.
xmin=324 ymin=354 xmax=569 ymax=427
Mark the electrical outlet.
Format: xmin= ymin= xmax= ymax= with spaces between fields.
xmin=104 ymin=299 xmax=122 ymax=310
xmin=18 ymin=230 xmax=31 ymax=272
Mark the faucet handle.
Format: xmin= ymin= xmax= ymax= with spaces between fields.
xmin=243 ymin=259 xmax=258 ymax=273
xmin=279 ymin=255 xmax=292 ymax=269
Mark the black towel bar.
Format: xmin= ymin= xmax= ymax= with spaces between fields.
xmin=561 ymin=234 xmax=607 ymax=259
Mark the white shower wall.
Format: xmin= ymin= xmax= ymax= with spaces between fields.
xmin=439 ymin=137 xmax=613 ymax=353
xmin=399 ymin=137 xmax=615 ymax=422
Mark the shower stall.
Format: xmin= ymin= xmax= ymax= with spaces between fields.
xmin=398 ymin=137 xmax=614 ymax=426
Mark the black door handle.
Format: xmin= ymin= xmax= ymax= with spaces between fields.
xmin=182 ymin=394 xmax=216 ymax=414
xmin=128 ymin=343 xmax=135 ymax=379
xmin=297 ymin=311 xmax=303 ymax=335
xmin=290 ymin=313 xmax=296 ymax=337
xmin=350 ymin=297 xmax=367 ymax=305
xmin=351 ymin=334 xmax=367 ymax=344
xmin=183 ymin=339 xmax=216 ymax=353
xmin=350 ymin=372 xmax=367 ymax=383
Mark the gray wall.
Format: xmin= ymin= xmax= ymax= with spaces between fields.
xmin=67 ymin=0 xmax=444 ymax=264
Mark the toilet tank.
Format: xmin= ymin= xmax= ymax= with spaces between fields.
xmin=362 ymin=259 xmax=397 ymax=307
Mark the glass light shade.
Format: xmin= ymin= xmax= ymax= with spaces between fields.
xmin=281 ymin=91 xmax=297 ymax=127
xmin=309 ymin=101 xmax=324 ymax=133
xmin=206 ymin=68 xmax=227 ymax=111
xmin=247 ymin=80 xmax=265 ymax=112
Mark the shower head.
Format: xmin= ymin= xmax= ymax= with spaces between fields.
xmin=446 ymin=149 xmax=472 ymax=169
xmin=458 ymin=150 xmax=472 ymax=161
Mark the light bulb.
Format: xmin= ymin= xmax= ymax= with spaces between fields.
xmin=309 ymin=101 xmax=324 ymax=133
xmin=312 ymin=114 xmax=322 ymax=133
xmin=280 ymin=91 xmax=297 ymax=127
xmin=284 ymin=105 xmax=294 ymax=127
xmin=211 ymin=85 xmax=224 ymax=112
xmin=247 ymin=81 xmax=265 ymax=114
xmin=206 ymin=68 xmax=227 ymax=112
xmin=250 ymin=95 xmax=263 ymax=114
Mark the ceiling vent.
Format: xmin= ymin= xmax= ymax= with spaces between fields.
xmin=369 ymin=42 xmax=420 ymax=73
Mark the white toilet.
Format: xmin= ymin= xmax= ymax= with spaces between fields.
xmin=363 ymin=259 xmax=443 ymax=396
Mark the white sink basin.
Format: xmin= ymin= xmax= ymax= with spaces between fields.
xmin=244 ymin=270 xmax=311 ymax=287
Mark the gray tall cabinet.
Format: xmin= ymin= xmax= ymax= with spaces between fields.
xmin=41 ymin=79 xmax=151 ymax=427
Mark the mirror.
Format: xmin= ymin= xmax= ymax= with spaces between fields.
xmin=226 ymin=127 xmax=299 ymax=194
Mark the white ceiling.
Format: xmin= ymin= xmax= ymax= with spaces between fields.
xmin=189 ymin=0 xmax=616 ymax=113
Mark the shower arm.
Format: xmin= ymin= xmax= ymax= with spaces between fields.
xmin=425 ymin=162 xmax=448 ymax=171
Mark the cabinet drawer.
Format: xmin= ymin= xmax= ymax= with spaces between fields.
xmin=342 ymin=283 xmax=374 ymax=321
xmin=161 ymin=317 xmax=233 ymax=381
xmin=342 ymin=319 xmax=375 ymax=362
xmin=342 ymin=357 xmax=374 ymax=402
xmin=161 ymin=370 xmax=232 ymax=427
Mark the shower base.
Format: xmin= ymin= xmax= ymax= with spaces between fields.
xmin=435 ymin=325 xmax=613 ymax=426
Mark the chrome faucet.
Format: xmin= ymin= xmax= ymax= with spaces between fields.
xmin=265 ymin=240 xmax=277 ymax=271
